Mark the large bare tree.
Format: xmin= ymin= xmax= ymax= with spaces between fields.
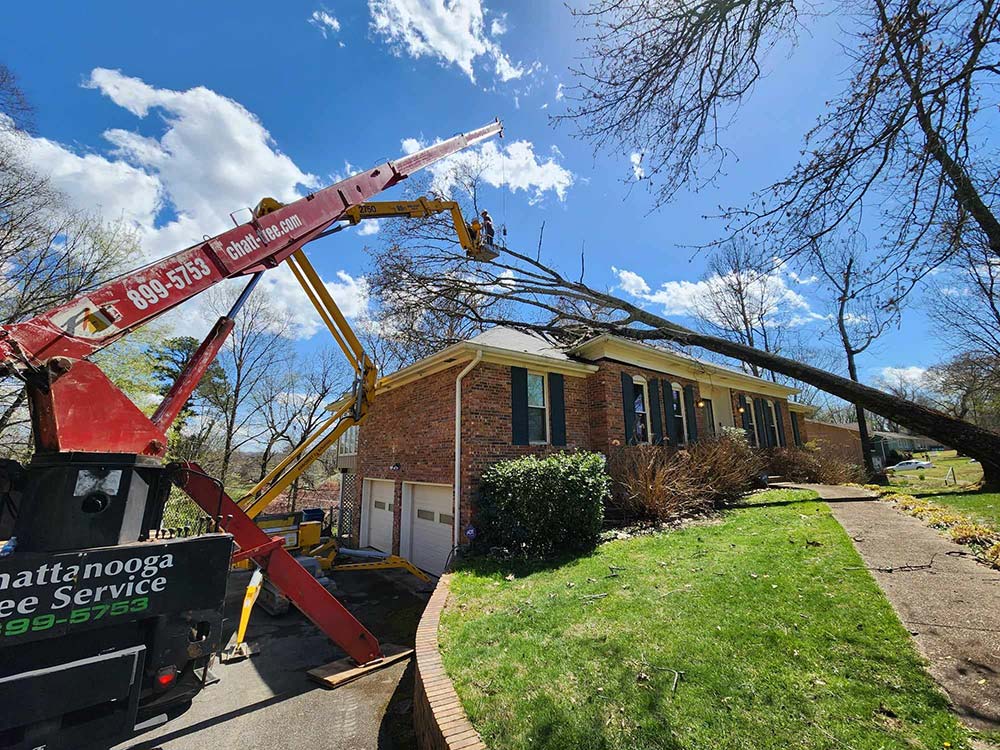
xmin=201 ymin=286 xmax=292 ymax=487
xmin=365 ymin=166 xmax=510 ymax=370
xmin=562 ymin=0 xmax=1000 ymax=302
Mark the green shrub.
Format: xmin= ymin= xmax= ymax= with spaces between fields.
xmin=478 ymin=451 xmax=609 ymax=558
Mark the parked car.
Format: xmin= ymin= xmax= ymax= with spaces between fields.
xmin=886 ymin=459 xmax=934 ymax=472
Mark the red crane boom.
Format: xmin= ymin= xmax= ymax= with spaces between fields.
xmin=0 ymin=120 xmax=502 ymax=750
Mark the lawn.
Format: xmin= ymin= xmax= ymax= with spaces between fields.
xmin=887 ymin=449 xmax=983 ymax=493
xmin=918 ymin=490 xmax=1000 ymax=529
xmin=884 ymin=450 xmax=998 ymax=528
xmin=440 ymin=489 xmax=971 ymax=750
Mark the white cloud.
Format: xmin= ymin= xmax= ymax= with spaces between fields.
xmin=309 ymin=9 xmax=342 ymax=37
xmin=613 ymin=268 xmax=650 ymax=296
xmin=787 ymin=270 xmax=818 ymax=284
xmin=0 ymin=122 xmax=161 ymax=227
xmin=357 ymin=219 xmax=381 ymax=236
xmin=612 ymin=265 xmax=824 ymax=328
xmin=555 ymin=82 xmax=565 ymax=101
xmin=629 ymin=152 xmax=644 ymax=180
xmin=368 ymin=0 xmax=527 ymax=83
xmin=402 ymin=136 xmax=574 ymax=204
xmin=879 ymin=366 xmax=927 ymax=386
xmin=12 ymin=69 xmax=365 ymax=339
xmin=490 ymin=14 xmax=507 ymax=36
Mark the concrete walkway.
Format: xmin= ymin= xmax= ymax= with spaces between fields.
xmin=779 ymin=483 xmax=1000 ymax=732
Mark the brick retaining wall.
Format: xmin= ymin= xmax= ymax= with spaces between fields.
xmin=413 ymin=574 xmax=485 ymax=750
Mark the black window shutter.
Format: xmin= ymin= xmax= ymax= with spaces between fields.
xmin=664 ymin=382 xmax=680 ymax=445
xmin=511 ymin=366 xmax=529 ymax=445
xmin=548 ymin=373 xmax=566 ymax=446
xmin=773 ymin=401 xmax=786 ymax=447
xmin=621 ymin=371 xmax=636 ymax=445
xmin=683 ymin=385 xmax=698 ymax=442
xmin=738 ymin=394 xmax=752 ymax=437
xmin=791 ymin=412 xmax=802 ymax=447
xmin=753 ymin=398 xmax=770 ymax=448
xmin=648 ymin=378 xmax=663 ymax=445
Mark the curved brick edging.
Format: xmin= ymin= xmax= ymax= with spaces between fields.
xmin=413 ymin=573 xmax=486 ymax=750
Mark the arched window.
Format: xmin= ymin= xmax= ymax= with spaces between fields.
xmin=631 ymin=376 xmax=651 ymax=444
xmin=671 ymin=382 xmax=687 ymax=445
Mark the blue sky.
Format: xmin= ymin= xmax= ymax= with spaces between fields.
xmin=0 ymin=0 xmax=939 ymax=393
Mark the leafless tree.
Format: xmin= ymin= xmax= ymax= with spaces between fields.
xmin=0 ymin=64 xmax=33 ymax=133
xmin=695 ymin=240 xmax=794 ymax=379
xmin=0 ymin=70 xmax=137 ymax=456
xmin=201 ymin=286 xmax=292 ymax=487
xmin=252 ymin=349 xmax=348 ymax=508
xmin=804 ymin=232 xmax=902 ymax=473
xmin=926 ymin=353 xmax=1000 ymax=432
xmin=372 ymin=238 xmax=1000 ymax=486
xmin=563 ymin=0 xmax=1000 ymax=305
xmin=927 ymin=242 xmax=1000 ymax=359
xmin=364 ymin=168 xmax=510 ymax=371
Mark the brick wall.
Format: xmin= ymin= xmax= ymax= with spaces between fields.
xmin=590 ymin=359 xmax=706 ymax=449
xmin=354 ymin=354 xmax=807 ymax=554
xmin=353 ymin=364 xmax=461 ymax=552
xmin=460 ymin=362 xmax=591 ymax=532
xmin=804 ymin=420 xmax=864 ymax=464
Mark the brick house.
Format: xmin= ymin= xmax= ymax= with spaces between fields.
xmin=338 ymin=327 xmax=811 ymax=574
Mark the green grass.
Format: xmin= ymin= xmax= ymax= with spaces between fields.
xmin=888 ymin=449 xmax=983 ymax=493
xmin=440 ymin=489 xmax=971 ymax=750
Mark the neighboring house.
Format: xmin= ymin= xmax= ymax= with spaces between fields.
xmin=804 ymin=420 xmax=945 ymax=469
xmin=338 ymin=327 xmax=812 ymax=575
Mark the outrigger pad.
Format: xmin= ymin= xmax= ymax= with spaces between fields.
xmin=307 ymin=643 xmax=413 ymax=689
xmin=220 ymin=640 xmax=260 ymax=664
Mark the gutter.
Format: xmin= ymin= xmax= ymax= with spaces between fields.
xmin=453 ymin=350 xmax=483 ymax=548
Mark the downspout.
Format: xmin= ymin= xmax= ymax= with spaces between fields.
xmin=454 ymin=351 xmax=483 ymax=548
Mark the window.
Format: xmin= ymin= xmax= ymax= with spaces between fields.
xmin=701 ymin=398 xmax=715 ymax=436
xmin=745 ymin=398 xmax=759 ymax=447
xmin=767 ymin=401 xmax=781 ymax=447
xmin=631 ymin=377 xmax=651 ymax=443
xmin=339 ymin=424 xmax=359 ymax=456
xmin=671 ymin=384 xmax=687 ymax=445
xmin=527 ymin=372 xmax=548 ymax=444
xmin=416 ymin=508 xmax=434 ymax=521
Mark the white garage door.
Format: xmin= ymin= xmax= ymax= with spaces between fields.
xmin=407 ymin=484 xmax=454 ymax=575
xmin=364 ymin=479 xmax=394 ymax=553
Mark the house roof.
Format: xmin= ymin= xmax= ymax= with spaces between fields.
xmin=373 ymin=327 xmax=598 ymax=394
xmin=372 ymin=326 xmax=803 ymax=402
xmin=570 ymin=334 xmax=800 ymax=399
xmin=805 ymin=420 xmax=943 ymax=444
xmin=465 ymin=327 xmax=573 ymax=361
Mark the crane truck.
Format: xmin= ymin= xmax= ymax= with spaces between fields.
xmin=0 ymin=120 xmax=502 ymax=750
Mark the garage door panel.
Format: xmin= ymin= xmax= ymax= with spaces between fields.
xmin=365 ymin=479 xmax=394 ymax=553
xmin=407 ymin=484 xmax=454 ymax=575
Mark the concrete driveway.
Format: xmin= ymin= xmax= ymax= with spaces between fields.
xmin=117 ymin=567 xmax=432 ymax=750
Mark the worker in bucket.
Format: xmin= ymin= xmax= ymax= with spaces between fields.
xmin=480 ymin=210 xmax=495 ymax=246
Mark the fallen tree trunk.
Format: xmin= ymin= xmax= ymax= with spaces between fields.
xmin=406 ymin=243 xmax=1000 ymax=489
xmin=573 ymin=287 xmax=1000 ymax=489
xmin=373 ymin=237 xmax=1000 ymax=487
